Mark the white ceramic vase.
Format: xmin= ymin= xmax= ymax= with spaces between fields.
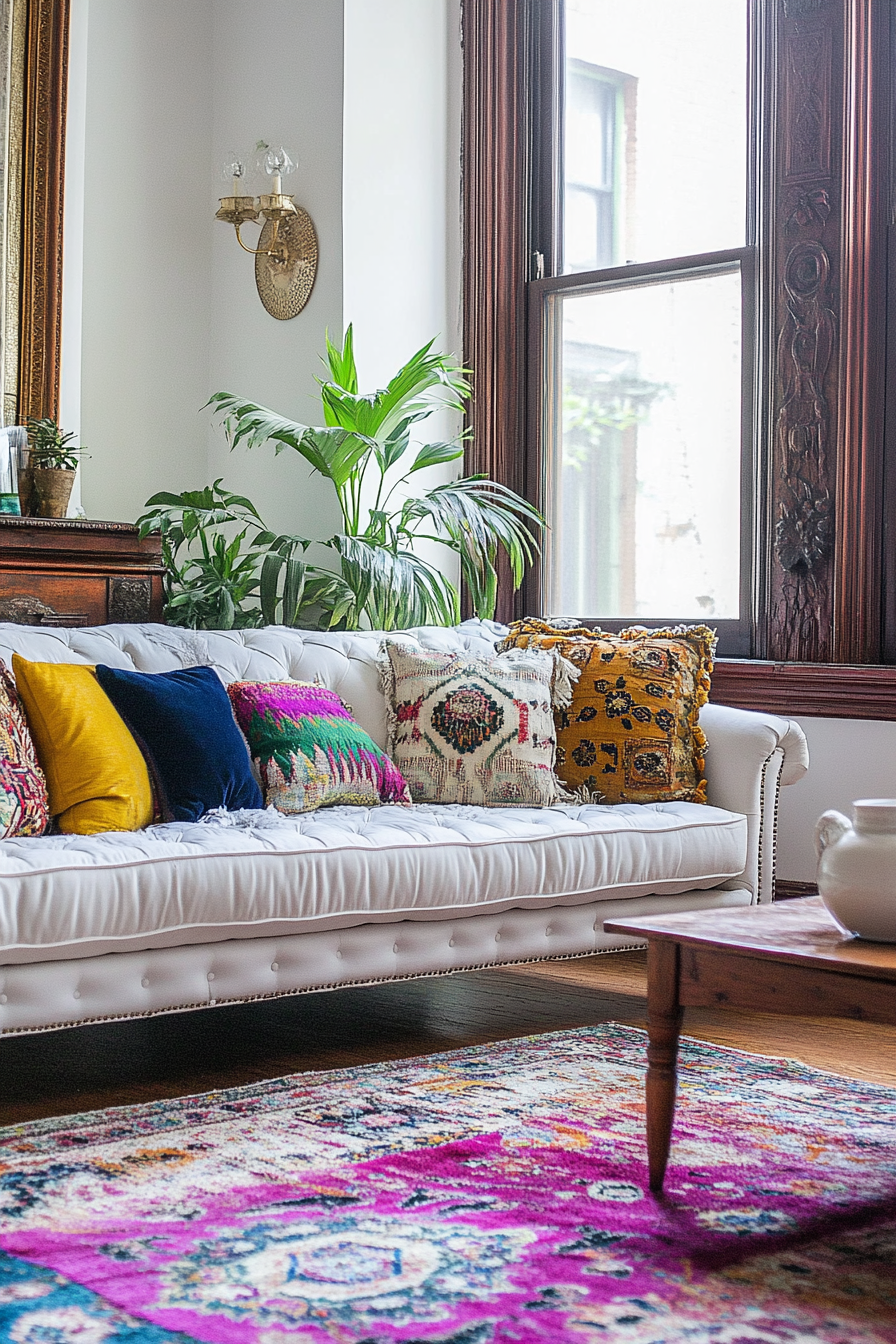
xmin=814 ymin=798 xmax=896 ymax=942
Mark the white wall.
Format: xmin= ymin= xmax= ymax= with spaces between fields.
xmin=343 ymin=0 xmax=461 ymax=382
xmin=79 ymin=0 xmax=214 ymax=521
xmin=342 ymin=0 xmax=463 ymax=574
xmin=206 ymin=0 xmax=345 ymax=538
xmin=77 ymin=0 xmax=346 ymax=538
xmin=74 ymin=0 xmax=463 ymax=549
xmin=776 ymin=717 xmax=896 ymax=882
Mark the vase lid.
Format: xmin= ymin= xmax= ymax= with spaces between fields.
xmin=853 ymin=799 xmax=896 ymax=833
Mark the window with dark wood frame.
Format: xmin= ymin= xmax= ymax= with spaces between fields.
xmin=462 ymin=0 xmax=895 ymax=717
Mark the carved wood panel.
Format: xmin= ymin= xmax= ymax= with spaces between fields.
xmin=108 ymin=577 xmax=152 ymax=624
xmin=767 ymin=0 xmax=889 ymax=664
xmin=783 ymin=22 xmax=832 ymax=181
xmin=767 ymin=3 xmax=842 ymax=662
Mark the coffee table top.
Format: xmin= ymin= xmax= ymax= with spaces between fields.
xmin=604 ymin=896 xmax=896 ymax=979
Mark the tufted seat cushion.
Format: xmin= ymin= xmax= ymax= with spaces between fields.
xmin=0 ymin=800 xmax=747 ymax=965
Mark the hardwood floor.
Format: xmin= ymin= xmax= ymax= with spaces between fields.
xmin=2 ymin=949 xmax=894 ymax=1127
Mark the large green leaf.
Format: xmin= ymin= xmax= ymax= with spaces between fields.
xmin=331 ymin=534 xmax=459 ymax=630
xmin=208 ymin=395 xmax=376 ymax=490
xmin=325 ymin=325 xmax=358 ymax=396
xmin=259 ymin=550 xmax=308 ymax=626
xmin=140 ymin=480 xmax=266 ymax=533
xmin=373 ymin=423 xmax=412 ymax=475
xmin=403 ymin=477 xmax=543 ymax=618
xmin=317 ymin=336 xmax=470 ymax=444
xmin=407 ymin=440 xmax=465 ymax=473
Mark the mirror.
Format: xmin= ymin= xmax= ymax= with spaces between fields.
xmin=1 ymin=0 xmax=69 ymax=426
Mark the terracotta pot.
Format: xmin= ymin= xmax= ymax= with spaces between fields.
xmin=17 ymin=467 xmax=35 ymax=517
xmin=31 ymin=467 xmax=76 ymax=519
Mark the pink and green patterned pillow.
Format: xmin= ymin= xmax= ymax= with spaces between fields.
xmin=227 ymin=680 xmax=410 ymax=814
xmin=0 ymin=658 xmax=49 ymax=838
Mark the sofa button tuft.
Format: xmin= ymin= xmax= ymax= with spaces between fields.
xmin=0 ymin=994 xmax=6 ymax=1004
xmin=393 ymin=943 xmax=399 ymax=954
xmin=207 ymin=972 xmax=215 ymax=982
xmin=141 ymin=977 xmax=149 ymax=988
xmin=73 ymin=990 xmax=81 ymax=999
xmin=271 ymin=962 xmax=279 ymax=972
xmin=545 ymin=926 xmax=553 ymax=936
xmin=335 ymin=950 xmax=343 ymax=959
xmin=448 ymin=938 xmax=455 ymax=947
xmin=495 ymin=933 xmax=501 ymax=942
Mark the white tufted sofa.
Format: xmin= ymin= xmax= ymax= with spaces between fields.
xmin=0 ymin=619 xmax=808 ymax=1037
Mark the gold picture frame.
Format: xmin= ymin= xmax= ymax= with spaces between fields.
xmin=1 ymin=0 xmax=69 ymax=427
xmin=0 ymin=0 xmax=25 ymax=425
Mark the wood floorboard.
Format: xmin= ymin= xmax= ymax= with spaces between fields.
xmin=1 ymin=950 xmax=894 ymax=1127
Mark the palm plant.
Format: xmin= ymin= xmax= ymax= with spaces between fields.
xmin=207 ymin=328 xmax=542 ymax=630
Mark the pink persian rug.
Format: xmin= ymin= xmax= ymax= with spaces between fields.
xmin=0 ymin=1023 xmax=894 ymax=1343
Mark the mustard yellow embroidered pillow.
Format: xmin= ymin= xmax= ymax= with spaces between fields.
xmin=12 ymin=656 xmax=154 ymax=834
xmin=498 ymin=620 xmax=715 ymax=805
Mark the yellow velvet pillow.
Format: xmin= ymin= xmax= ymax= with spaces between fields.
xmin=12 ymin=656 xmax=154 ymax=834
xmin=499 ymin=620 xmax=715 ymax=805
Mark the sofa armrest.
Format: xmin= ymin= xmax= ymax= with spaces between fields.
xmin=699 ymin=702 xmax=809 ymax=903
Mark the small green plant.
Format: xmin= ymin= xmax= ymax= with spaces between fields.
xmin=138 ymin=482 xmax=339 ymax=630
xmin=26 ymin=418 xmax=87 ymax=470
xmin=138 ymin=482 xmax=268 ymax=629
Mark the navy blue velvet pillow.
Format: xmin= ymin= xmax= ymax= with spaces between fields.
xmin=95 ymin=664 xmax=262 ymax=822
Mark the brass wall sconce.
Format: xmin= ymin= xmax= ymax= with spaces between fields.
xmin=216 ymin=144 xmax=318 ymax=320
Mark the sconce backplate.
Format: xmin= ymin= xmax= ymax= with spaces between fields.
xmin=254 ymin=207 xmax=318 ymax=320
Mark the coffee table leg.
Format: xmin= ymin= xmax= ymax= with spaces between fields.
xmin=645 ymin=939 xmax=683 ymax=1193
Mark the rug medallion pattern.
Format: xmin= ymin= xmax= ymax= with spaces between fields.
xmin=0 ymin=1024 xmax=894 ymax=1342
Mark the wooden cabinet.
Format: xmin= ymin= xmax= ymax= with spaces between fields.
xmin=0 ymin=518 xmax=164 ymax=627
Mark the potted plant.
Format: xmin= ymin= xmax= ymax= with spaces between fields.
xmin=206 ymin=327 xmax=543 ymax=629
xmin=22 ymin=417 xmax=87 ymax=518
xmin=140 ymin=330 xmax=543 ymax=631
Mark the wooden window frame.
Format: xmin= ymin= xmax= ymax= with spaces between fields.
xmin=462 ymin=0 xmax=896 ymax=719
xmin=527 ymin=248 xmax=757 ymax=658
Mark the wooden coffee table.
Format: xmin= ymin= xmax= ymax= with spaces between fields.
xmin=603 ymin=896 xmax=896 ymax=1193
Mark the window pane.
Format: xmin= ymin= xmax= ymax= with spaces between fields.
xmin=565 ymin=187 xmax=615 ymax=272
xmin=545 ymin=268 xmax=743 ymax=620
xmin=564 ymin=0 xmax=748 ymax=270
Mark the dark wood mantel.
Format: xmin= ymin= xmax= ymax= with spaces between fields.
xmin=0 ymin=517 xmax=164 ymax=627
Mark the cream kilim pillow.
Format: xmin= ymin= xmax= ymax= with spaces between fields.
xmin=380 ymin=641 xmax=577 ymax=807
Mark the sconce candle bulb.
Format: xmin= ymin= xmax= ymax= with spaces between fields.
xmin=258 ymin=143 xmax=294 ymax=192
xmin=221 ymin=151 xmax=250 ymax=201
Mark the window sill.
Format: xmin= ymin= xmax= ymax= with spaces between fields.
xmin=711 ymin=661 xmax=896 ymax=720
